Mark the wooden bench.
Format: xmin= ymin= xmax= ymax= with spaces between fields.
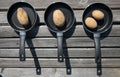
xmin=0 ymin=0 xmax=120 ymax=77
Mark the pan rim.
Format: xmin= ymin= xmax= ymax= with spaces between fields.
xmin=82 ymin=2 xmax=113 ymax=34
xmin=44 ymin=2 xmax=75 ymax=33
xmin=7 ymin=2 xmax=37 ymax=32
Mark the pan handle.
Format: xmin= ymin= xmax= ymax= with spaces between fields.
xmin=19 ymin=31 xmax=26 ymax=61
xmin=94 ymin=33 xmax=102 ymax=75
xmin=94 ymin=33 xmax=101 ymax=63
xmin=57 ymin=32 xmax=64 ymax=62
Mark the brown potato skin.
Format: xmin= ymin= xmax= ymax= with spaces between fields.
xmin=17 ymin=8 xmax=29 ymax=25
xmin=92 ymin=10 xmax=104 ymax=20
xmin=53 ymin=9 xmax=65 ymax=27
xmin=85 ymin=17 xmax=97 ymax=29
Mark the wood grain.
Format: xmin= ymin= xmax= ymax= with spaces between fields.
xmin=1 ymin=68 xmax=120 ymax=77
xmin=0 ymin=0 xmax=120 ymax=9
xmin=0 ymin=37 xmax=119 ymax=48
xmin=0 ymin=0 xmax=120 ymax=76
xmin=0 ymin=58 xmax=120 ymax=68
xmin=0 ymin=25 xmax=119 ymax=38
xmin=0 ymin=48 xmax=120 ymax=58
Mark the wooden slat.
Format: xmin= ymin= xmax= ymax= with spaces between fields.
xmin=1 ymin=68 xmax=120 ymax=77
xmin=0 ymin=0 xmax=120 ymax=9
xmin=0 ymin=58 xmax=120 ymax=67
xmin=1 ymin=10 xmax=120 ymax=24
xmin=0 ymin=48 xmax=120 ymax=58
xmin=0 ymin=25 xmax=119 ymax=38
xmin=0 ymin=37 xmax=119 ymax=48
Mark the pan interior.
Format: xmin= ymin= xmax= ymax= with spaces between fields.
xmin=45 ymin=2 xmax=75 ymax=32
xmin=83 ymin=3 xmax=113 ymax=33
xmin=7 ymin=2 xmax=37 ymax=31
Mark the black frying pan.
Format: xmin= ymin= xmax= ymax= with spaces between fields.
xmin=7 ymin=2 xmax=37 ymax=61
xmin=82 ymin=3 xmax=113 ymax=75
xmin=44 ymin=2 xmax=75 ymax=62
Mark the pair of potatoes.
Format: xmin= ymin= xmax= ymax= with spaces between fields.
xmin=85 ymin=10 xmax=104 ymax=29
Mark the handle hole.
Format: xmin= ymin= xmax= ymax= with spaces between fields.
xmin=21 ymin=54 xmax=24 ymax=57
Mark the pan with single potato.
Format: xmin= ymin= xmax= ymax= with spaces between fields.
xmin=82 ymin=3 xmax=113 ymax=75
xmin=44 ymin=2 xmax=75 ymax=62
xmin=7 ymin=2 xmax=37 ymax=61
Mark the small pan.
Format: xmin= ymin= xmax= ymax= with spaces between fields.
xmin=44 ymin=2 xmax=75 ymax=62
xmin=82 ymin=3 xmax=113 ymax=75
xmin=7 ymin=2 xmax=37 ymax=61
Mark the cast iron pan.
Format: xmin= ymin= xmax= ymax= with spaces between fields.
xmin=44 ymin=2 xmax=75 ymax=62
xmin=7 ymin=2 xmax=37 ymax=61
xmin=82 ymin=3 xmax=113 ymax=75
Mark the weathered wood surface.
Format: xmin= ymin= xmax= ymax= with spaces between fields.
xmin=0 ymin=58 xmax=120 ymax=68
xmin=0 ymin=48 xmax=120 ymax=58
xmin=0 ymin=68 xmax=120 ymax=77
xmin=0 ymin=25 xmax=120 ymax=37
xmin=0 ymin=37 xmax=119 ymax=48
xmin=0 ymin=0 xmax=120 ymax=76
xmin=0 ymin=0 xmax=120 ymax=9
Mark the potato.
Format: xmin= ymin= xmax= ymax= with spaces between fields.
xmin=17 ymin=8 xmax=29 ymax=25
xmin=92 ymin=10 xmax=104 ymax=20
xmin=85 ymin=17 xmax=97 ymax=29
xmin=53 ymin=9 xmax=65 ymax=27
